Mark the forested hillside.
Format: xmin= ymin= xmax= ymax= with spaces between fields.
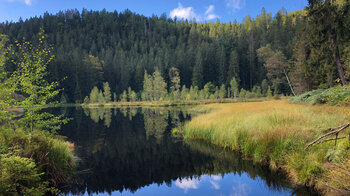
xmin=0 ymin=0 xmax=349 ymax=103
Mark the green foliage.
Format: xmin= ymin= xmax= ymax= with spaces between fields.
xmin=0 ymin=155 xmax=52 ymax=195
xmin=261 ymin=79 xmax=269 ymax=96
xmin=89 ymin=86 xmax=99 ymax=103
xmin=171 ymin=128 xmax=181 ymax=137
xmin=6 ymin=30 xmax=65 ymax=132
xmin=120 ymin=90 xmax=128 ymax=102
xmin=142 ymin=71 xmax=153 ymax=101
xmin=239 ymin=88 xmax=246 ymax=98
xmin=113 ymin=93 xmax=117 ymax=102
xmin=289 ymin=85 xmax=350 ymax=105
xmin=169 ymin=67 xmax=181 ymax=99
xmin=103 ymin=82 xmax=112 ymax=103
xmin=267 ymin=86 xmax=273 ymax=98
xmin=230 ymin=77 xmax=239 ymax=99
xmin=219 ymin=84 xmax=226 ymax=99
xmin=128 ymin=87 xmax=137 ymax=102
xmin=0 ymin=129 xmax=75 ymax=194
xmin=97 ymin=90 xmax=105 ymax=104
xmin=152 ymin=70 xmax=167 ymax=101
xmin=83 ymin=96 xmax=89 ymax=104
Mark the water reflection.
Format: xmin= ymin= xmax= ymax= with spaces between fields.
xmin=57 ymin=107 xmax=314 ymax=196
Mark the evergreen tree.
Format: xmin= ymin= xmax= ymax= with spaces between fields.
xmin=103 ymin=82 xmax=112 ymax=103
xmin=230 ymin=77 xmax=239 ymax=99
xmin=120 ymin=90 xmax=128 ymax=102
xmin=239 ymin=88 xmax=246 ymax=98
xmin=219 ymin=84 xmax=226 ymax=99
xmin=142 ymin=71 xmax=153 ymax=101
xmin=169 ymin=67 xmax=181 ymax=100
xmin=261 ymin=79 xmax=268 ymax=96
xmin=89 ymin=86 xmax=99 ymax=103
xmin=97 ymin=90 xmax=105 ymax=104
xmin=192 ymin=50 xmax=204 ymax=88
xmin=152 ymin=70 xmax=167 ymax=101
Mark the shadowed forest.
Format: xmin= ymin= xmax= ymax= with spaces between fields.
xmin=1 ymin=1 xmax=349 ymax=103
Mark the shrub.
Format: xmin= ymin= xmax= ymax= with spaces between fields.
xmin=0 ymin=129 xmax=75 ymax=189
xmin=0 ymin=155 xmax=56 ymax=195
xmin=289 ymin=85 xmax=350 ymax=105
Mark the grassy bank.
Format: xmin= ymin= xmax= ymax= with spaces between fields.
xmin=182 ymin=100 xmax=350 ymax=195
xmin=0 ymin=129 xmax=75 ymax=195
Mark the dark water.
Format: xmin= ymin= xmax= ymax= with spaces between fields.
xmin=56 ymin=107 xmax=313 ymax=196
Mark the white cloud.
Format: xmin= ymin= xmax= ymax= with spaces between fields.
xmin=170 ymin=3 xmax=219 ymax=21
xmin=204 ymin=5 xmax=219 ymax=20
xmin=226 ymin=0 xmax=246 ymax=12
xmin=175 ymin=178 xmax=200 ymax=193
xmin=5 ymin=0 xmax=32 ymax=5
xmin=170 ymin=3 xmax=198 ymax=21
xmin=205 ymin=5 xmax=215 ymax=15
xmin=210 ymin=180 xmax=220 ymax=190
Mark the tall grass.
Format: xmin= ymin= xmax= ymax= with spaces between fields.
xmin=182 ymin=100 xmax=350 ymax=194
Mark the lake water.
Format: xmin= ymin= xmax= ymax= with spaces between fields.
xmin=57 ymin=107 xmax=314 ymax=196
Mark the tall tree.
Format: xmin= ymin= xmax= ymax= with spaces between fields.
xmin=307 ymin=0 xmax=348 ymax=85
xmin=169 ymin=67 xmax=181 ymax=99
xmin=7 ymin=31 xmax=65 ymax=132
xmin=103 ymin=82 xmax=112 ymax=103
xmin=257 ymin=45 xmax=296 ymax=96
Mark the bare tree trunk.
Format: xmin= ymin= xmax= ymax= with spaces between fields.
xmin=283 ymin=68 xmax=296 ymax=96
xmin=333 ymin=35 xmax=348 ymax=85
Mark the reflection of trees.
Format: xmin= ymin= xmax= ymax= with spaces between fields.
xmin=59 ymin=107 xmax=311 ymax=196
xmin=142 ymin=108 xmax=168 ymax=143
xmin=83 ymin=107 xmax=112 ymax=127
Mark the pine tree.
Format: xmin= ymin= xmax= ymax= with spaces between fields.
xmin=219 ymin=84 xmax=226 ymax=99
xmin=142 ymin=71 xmax=153 ymax=101
xmin=152 ymin=70 xmax=167 ymax=101
xmin=192 ymin=50 xmax=204 ymax=88
xmin=103 ymin=82 xmax=112 ymax=103
xmin=261 ymin=79 xmax=268 ymax=96
xmin=89 ymin=86 xmax=99 ymax=103
xmin=230 ymin=77 xmax=239 ymax=99
xmin=97 ymin=90 xmax=105 ymax=104
xmin=239 ymin=88 xmax=246 ymax=98
xmin=169 ymin=67 xmax=181 ymax=100
xmin=120 ymin=90 xmax=128 ymax=102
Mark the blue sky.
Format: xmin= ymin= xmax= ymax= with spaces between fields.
xmin=0 ymin=0 xmax=308 ymax=23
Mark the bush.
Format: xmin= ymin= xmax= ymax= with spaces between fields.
xmin=0 ymin=129 xmax=75 ymax=191
xmin=0 ymin=155 xmax=55 ymax=195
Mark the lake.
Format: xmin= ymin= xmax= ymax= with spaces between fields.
xmin=57 ymin=106 xmax=315 ymax=196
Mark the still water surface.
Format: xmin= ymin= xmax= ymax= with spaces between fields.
xmin=56 ymin=107 xmax=312 ymax=196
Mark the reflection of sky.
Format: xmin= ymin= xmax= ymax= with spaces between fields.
xmin=69 ymin=172 xmax=292 ymax=196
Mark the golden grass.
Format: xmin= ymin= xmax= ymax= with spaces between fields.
xmin=183 ymin=100 xmax=350 ymax=194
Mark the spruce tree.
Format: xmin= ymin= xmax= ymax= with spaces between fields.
xmin=103 ymin=82 xmax=112 ymax=103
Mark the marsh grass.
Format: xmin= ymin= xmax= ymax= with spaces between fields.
xmin=182 ymin=100 xmax=350 ymax=193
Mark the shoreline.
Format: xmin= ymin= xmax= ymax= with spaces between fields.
xmin=180 ymin=100 xmax=350 ymax=195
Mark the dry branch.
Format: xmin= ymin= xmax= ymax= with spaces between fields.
xmin=306 ymin=124 xmax=349 ymax=149
xmin=315 ymin=137 xmax=346 ymax=145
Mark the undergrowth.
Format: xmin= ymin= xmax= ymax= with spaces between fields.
xmin=289 ymin=85 xmax=350 ymax=105
xmin=0 ymin=129 xmax=75 ymax=195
